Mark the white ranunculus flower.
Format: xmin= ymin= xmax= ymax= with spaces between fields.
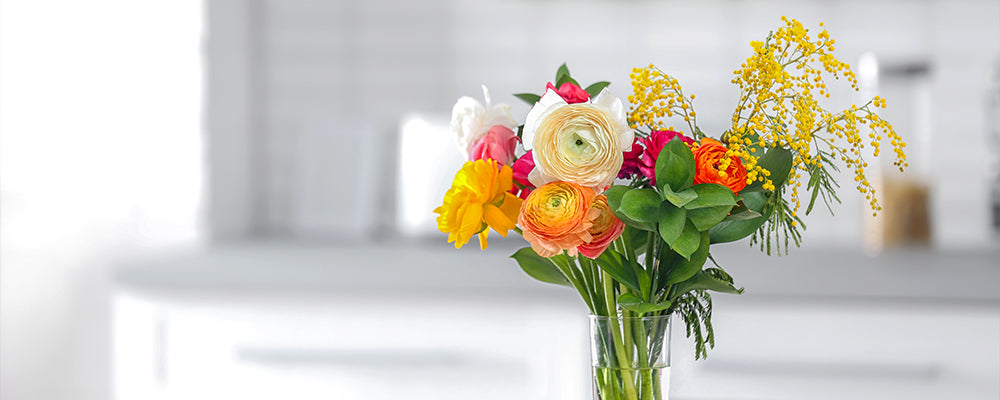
xmin=450 ymin=85 xmax=518 ymax=158
xmin=522 ymin=88 xmax=633 ymax=191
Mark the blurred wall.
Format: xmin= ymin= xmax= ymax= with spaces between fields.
xmin=0 ymin=1 xmax=204 ymax=399
xmin=207 ymin=0 xmax=1000 ymax=249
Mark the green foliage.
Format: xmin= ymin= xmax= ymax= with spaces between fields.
xmin=510 ymin=247 xmax=570 ymax=287
xmin=664 ymin=232 xmax=710 ymax=284
xmin=683 ymin=184 xmax=736 ymax=209
xmin=555 ymin=63 xmax=580 ymax=87
xmin=594 ymin=248 xmax=641 ymax=293
xmin=654 ymin=138 xmax=696 ymax=193
xmin=617 ymin=292 xmax=672 ymax=314
xmin=657 ymin=201 xmax=686 ymax=245
xmin=620 ymin=188 xmax=661 ymax=223
xmin=584 ymin=81 xmax=611 ymax=97
xmin=513 ymin=93 xmax=541 ymax=105
xmin=805 ymin=148 xmax=841 ymax=215
xmin=708 ymin=191 xmax=769 ymax=243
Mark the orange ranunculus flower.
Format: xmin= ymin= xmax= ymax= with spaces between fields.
xmin=518 ymin=181 xmax=600 ymax=257
xmin=693 ymin=138 xmax=748 ymax=194
xmin=435 ymin=159 xmax=523 ymax=250
xmin=578 ymin=194 xmax=625 ymax=259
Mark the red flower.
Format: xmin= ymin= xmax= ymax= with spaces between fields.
xmin=618 ymin=138 xmax=643 ymax=179
xmin=545 ymin=82 xmax=590 ymax=104
xmin=639 ymin=130 xmax=695 ymax=185
xmin=511 ymin=151 xmax=536 ymax=199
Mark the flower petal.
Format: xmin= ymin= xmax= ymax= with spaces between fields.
xmin=522 ymin=90 xmax=567 ymax=151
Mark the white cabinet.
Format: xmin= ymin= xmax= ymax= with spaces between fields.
xmin=114 ymin=291 xmax=589 ymax=400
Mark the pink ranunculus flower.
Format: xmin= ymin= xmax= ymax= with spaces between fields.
xmin=639 ymin=130 xmax=695 ymax=185
xmin=618 ymin=137 xmax=643 ymax=179
xmin=469 ymin=125 xmax=519 ymax=166
xmin=511 ymin=150 xmax=536 ymax=199
xmin=545 ymin=82 xmax=590 ymax=104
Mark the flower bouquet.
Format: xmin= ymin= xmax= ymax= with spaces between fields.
xmin=435 ymin=18 xmax=907 ymax=400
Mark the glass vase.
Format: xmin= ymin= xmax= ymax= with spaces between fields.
xmin=590 ymin=315 xmax=671 ymax=400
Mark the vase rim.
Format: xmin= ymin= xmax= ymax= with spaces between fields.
xmin=588 ymin=314 xmax=672 ymax=322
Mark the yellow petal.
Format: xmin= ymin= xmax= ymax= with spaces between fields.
xmin=478 ymin=230 xmax=489 ymax=250
xmin=483 ymin=203 xmax=515 ymax=237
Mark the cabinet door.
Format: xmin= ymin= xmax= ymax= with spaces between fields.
xmin=670 ymin=300 xmax=1000 ymax=400
xmin=114 ymin=293 xmax=588 ymax=400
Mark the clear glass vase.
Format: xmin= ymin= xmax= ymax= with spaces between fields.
xmin=590 ymin=315 xmax=671 ymax=400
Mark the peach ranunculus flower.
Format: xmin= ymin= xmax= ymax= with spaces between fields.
xmin=451 ymin=85 xmax=518 ymax=159
xmin=435 ymin=159 xmax=523 ymax=250
xmin=693 ymin=138 xmax=749 ymax=194
xmin=518 ymin=181 xmax=600 ymax=257
xmin=578 ymin=194 xmax=626 ymax=259
xmin=522 ymin=88 xmax=633 ymax=192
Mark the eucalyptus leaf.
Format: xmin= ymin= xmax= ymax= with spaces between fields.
xmin=510 ymin=247 xmax=570 ymax=287
xmin=657 ymin=201 xmax=686 ymax=245
xmin=513 ymin=93 xmax=541 ymax=105
xmin=654 ymin=138 xmax=696 ymax=193
xmin=665 ymin=231 xmax=710 ymax=284
xmin=620 ymin=188 xmax=661 ymax=223
xmin=618 ymin=293 xmax=673 ymax=315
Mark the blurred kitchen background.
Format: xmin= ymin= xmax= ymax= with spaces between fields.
xmin=2 ymin=0 xmax=1000 ymax=399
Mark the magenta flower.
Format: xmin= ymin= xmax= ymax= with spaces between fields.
xmin=511 ymin=150 xmax=536 ymax=199
xmin=618 ymin=138 xmax=643 ymax=179
xmin=469 ymin=125 xmax=519 ymax=166
xmin=545 ymin=82 xmax=590 ymax=104
xmin=639 ymin=130 xmax=695 ymax=184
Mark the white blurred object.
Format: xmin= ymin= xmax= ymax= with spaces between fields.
xmin=396 ymin=114 xmax=466 ymax=237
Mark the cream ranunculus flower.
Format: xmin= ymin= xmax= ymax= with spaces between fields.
xmin=522 ymin=88 xmax=633 ymax=191
xmin=450 ymin=85 xmax=518 ymax=158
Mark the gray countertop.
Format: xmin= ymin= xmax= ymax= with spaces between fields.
xmin=114 ymin=239 xmax=1000 ymax=304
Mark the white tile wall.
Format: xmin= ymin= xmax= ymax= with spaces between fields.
xmin=207 ymin=0 xmax=1000 ymax=248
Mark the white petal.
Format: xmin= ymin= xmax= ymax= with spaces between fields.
xmin=527 ymin=166 xmax=553 ymax=188
xmin=450 ymin=96 xmax=486 ymax=156
xmin=592 ymin=88 xmax=633 ymax=151
xmin=522 ymin=90 xmax=567 ymax=151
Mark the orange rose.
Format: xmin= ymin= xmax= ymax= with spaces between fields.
xmin=518 ymin=181 xmax=600 ymax=257
xmin=578 ymin=195 xmax=625 ymax=259
xmin=693 ymin=138 xmax=748 ymax=194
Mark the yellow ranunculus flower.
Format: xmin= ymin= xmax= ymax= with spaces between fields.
xmin=522 ymin=88 xmax=633 ymax=191
xmin=434 ymin=159 xmax=523 ymax=250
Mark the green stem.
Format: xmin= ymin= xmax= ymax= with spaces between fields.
xmin=602 ymin=271 xmax=638 ymax=400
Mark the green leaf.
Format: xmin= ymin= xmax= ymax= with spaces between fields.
xmin=620 ymin=188 xmax=661 ymax=223
xmin=555 ymin=63 xmax=580 ymax=87
xmin=607 ymin=186 xmax=655 ymax=231
xmin=513 ymin=93 xmax=541 ymax=105
xmin=672 ymin=221 xmax=701 ymax=259
xmin=655 ymin=138 xmax=696 ymax=193
xmin=618 ymin=293 xmax=673 ymax=314
xmin=584 ymin=81 xmax=611 ymax=98
xmin=708 ymin=191 xmax=769 ymax=244
xmin=595 ymin=249 xmax=640 ymax=293
xmin=671 ymin=270 xmax=744 ymax=299
xmin=721 ymin=207 xmax=763 ymax=221
xmin=555 ymin=63 xmax=570 ymax=82
xmin=684 ymin=184 xmax=737 ymax=210
xmin=665 ymin=231 xmax=710 ymax=284
xmin=688 ymin=206 xmax=734 ymax=231
xmin=661 ymin=185 xmax=697 ymax=208
xmin=657 ymin=201 xmax=686 ymax=245
xmin=510 ymin=247 xmax=570 ymax=287
xmin=623 ymin=225 xmax=650 ymax=259
xmin=743 ymin=146 xmax=793 ymax=192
